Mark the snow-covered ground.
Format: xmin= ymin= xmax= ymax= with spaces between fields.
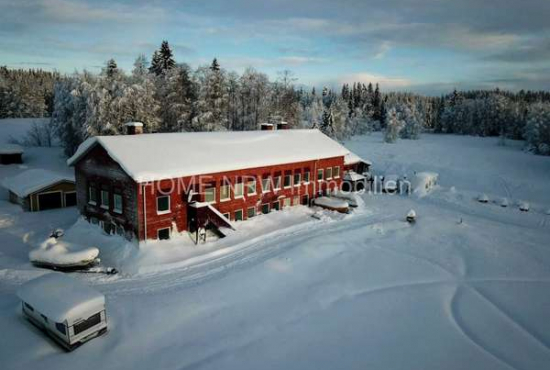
xmin=1 ymin=120 xmax=550 ymax=370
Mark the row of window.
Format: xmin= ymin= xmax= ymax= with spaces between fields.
xmin=203 ymin=166 xmax=340 ymax=204
xmin=88 ymin=185 xmax=123 ymax=214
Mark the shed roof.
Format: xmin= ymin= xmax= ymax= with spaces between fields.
xmin=0 ymin=144 xmax=24 ymax=155
xmin=68 ymin=129 xmax=350 ymax=182
xmin=17 ymin=273 xmax=105 ymax=323
xmin=2 ymin=169 xmax=74 ymax=197
xmin=344 ymin=151 xmax=372 ymax=166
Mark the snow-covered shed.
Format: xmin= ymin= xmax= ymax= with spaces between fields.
xmin=68 ymin=129 xmax=356 ymax=241
xmin=344 ymin=151 xmax=372 ymax=175
xmin=0 ymin=144 xmax=24 ymax=164
xmin=17 ymin=273 xmax=107 ymax=350
xmin=2 ymin=169 xmax=76 ymax=211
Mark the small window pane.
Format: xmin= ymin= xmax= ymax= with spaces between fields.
xmin=261 ymin=204 xmax=270 ymax=214
xmin=326 ymin=167 xmax=333 ymax=179
xmin=88 ymin=186 xmax=97 ymax=204
xmin=100 ymin=190 xmax=109 ymax=208
xmin=293 ymin=196 xmax=300 ymax=205
xmin=157 ymin=196 xmax=170 ymax=213
xmin=284 ymin=174 xmax=292 ymax=188
xmin=113 ymin=193 xmax=123 ymax=213
xmin=272 ymin=201 xmax=280 ymax=211
xmin=247 ymin=207 xmax=256 ymax=218
xmin=317 ymin=169 xmax=324 ymax=181
xmin=234 ymin=209 xmax=243 ymax=221
xmin=294 ymin=173 xmax=301 ymax=186
xmin=262 ymin=178 xmax=271 ymax=193
xmin=247 ymin=180 xmax=256 ymax=195
xmin=205 ymin=187 xmax=216 ymax=203
xmin=220 ymin=184 xmax=230 ymax=200
xmin=234 ymin=183 xmax=244 ymax=198
xmin=283 ymin=198 xmax=291 ymax=207
xmin=333 ymin=166 xmax=340 ymax=178
xmin=274 ymin=176 xmax=281 ymax=190
xmin=304 ymin=172 xmax=310 ymax=183
xmin=158 ymin=228 xmax=170 ymax=240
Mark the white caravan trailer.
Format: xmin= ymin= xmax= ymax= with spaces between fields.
xmin=17 ymin=273 xmax=108 ymax=351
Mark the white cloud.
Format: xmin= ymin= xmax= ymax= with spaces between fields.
xmin=338 ymin=72 xmax=412 ymax=89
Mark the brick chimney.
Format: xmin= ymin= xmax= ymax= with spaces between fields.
xmin=277 ymin=121 xmax=289 ymax=130
xmin=260 ymin=123 xmax=274 ymax=131
xmin=125 ymin=122 xmax=144 ymax=135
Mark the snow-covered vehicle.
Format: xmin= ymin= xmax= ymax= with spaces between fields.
xmin=29 ymin=237 xmax=100 ymax=270
xmin=500 ymin=198 xmax=509 ymax=207
xmin=519 ymin=201 xmax=530 ymax=212
xmin=478 ymin=194 xmax=489 ymax=203
xmin=313 ymin=197 xmax=349 ymax=213
xmin=411 ymin=172 xmax=438 ymax=196
xmin=406 ymin=209 xmax=416 ymax=223
xmin=17 ymin=273 xmax=108 ymax=351
xmin=331 ymin=190 xmax=359 ymax=207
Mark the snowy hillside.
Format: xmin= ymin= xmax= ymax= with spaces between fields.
xmin=1 ymin=124 xmax=550 ymax=370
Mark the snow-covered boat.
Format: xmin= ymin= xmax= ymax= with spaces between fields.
xmin=313 ymin=197 xmax=349 ymax=213
xmin=29 ymin=237 xmax=100 ymax=270
xmin=17 ymin=273 xmax=108 ymax=351
xmin=519 ymin=201 xmax=530 ymax=212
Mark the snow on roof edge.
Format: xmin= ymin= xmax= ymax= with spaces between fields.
xmin=2 ymin=169 xmax=75 ymax=197
xmin=0 ymin=144 xmax=24 ymax=154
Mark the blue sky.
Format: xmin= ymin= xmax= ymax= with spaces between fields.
xmin=1 ymin=0 xmax=549 ymax=94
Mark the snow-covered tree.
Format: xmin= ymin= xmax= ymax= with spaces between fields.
xmin=384 ymin=107 xmax=404 ymax=143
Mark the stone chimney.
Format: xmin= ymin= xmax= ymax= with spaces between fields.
xmin=260 ymin=123 xmax=274 ymax=131
xmin=125 ymin=122 xmax=144 ymax=135
xmin=277 ymin=121 xmax=289 ymax=130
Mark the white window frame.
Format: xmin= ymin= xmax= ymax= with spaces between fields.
xmin=247 ymin=206 xmax=256 ymax=218
xmin=204 ymin=187 xmax=216 ymax=204
xmin=304 ymin=171 xmax=310 ymax=184
xmin=113 ymin=193 xmax=123 ymax=214
xmin=157 ymin=227 xmax=171 ymax=240
xmin=234 ymin=182 xmax=244 ymax=199
xmin=317 ymin=169 xmax=324 ymax=181
xmin=100 ymin=189 xmax=109 ymax=210
xmin=220 ymin=184 xmax=231 ymax=202
xmin=156 ymin=195 xmax=171 ymax=215
xmin=333 ymin=166 xmax=340 ymax=178
xmin=247 ymin=180 xmax=256 ymax=196
xmin=273 ymin=176 xmax=282 ymax=190
xmin=88 ymin=186 xmax=97 ymax=205
xmin=284 ymin=174 xmax=292 ymax=189
xmin=294 ymin=173 xmax=301 ymax=187
xmin=326 ymin=167 xmax=333 ymax=180
xmin=262 ymin=177 xmax=271 ymax=193
xmin=261 ymin=203 xmax=270 ymax=214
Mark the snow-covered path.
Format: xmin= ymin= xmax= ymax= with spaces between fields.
xmin=1 ymin=128 xmax=550 ymax=370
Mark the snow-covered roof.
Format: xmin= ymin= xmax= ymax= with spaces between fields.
xmin=17 ymin=273 xmax=105 ymax=323
xmin=2 ymin=169 xmax=75 ymax=197
xmin=344 ymin=151 xmax=372 ymax=166
xmin=343 ymin=171 xmax=366 ymax=181
xmin=68 ymin=130 xmax=350 ymax=182
xmin=0 ymin=144 xmax=24 ymax=155
xmin=124 ymin=122 xmax=143 ymax=127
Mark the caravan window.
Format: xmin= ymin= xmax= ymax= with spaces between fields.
xmin=56 ymin=323 xmax=67 ymax=335
xmin=73 ymin=312 xmax=101 ymax=335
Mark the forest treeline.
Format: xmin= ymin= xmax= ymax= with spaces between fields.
xmin=1 ymin=41 xmax=550 ymax=156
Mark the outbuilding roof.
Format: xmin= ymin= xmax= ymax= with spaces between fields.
xmin=2 ymin=169 xmax=74 ymax=197
xmin=68 ymin=129 xmax=350 ymax=182
xmin=0 ymin=144 xmax=24 ymax=155
xmin=344 ymin=151 xmax=372 ymax=166
xmin=17 ymin=273 xmax=105 ymax=323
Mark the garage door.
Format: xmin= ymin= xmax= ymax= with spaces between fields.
xmin=65 ymin=192 xmax=77 ymax=207
xmin=38 ymin=192 xmax=62 ymax=211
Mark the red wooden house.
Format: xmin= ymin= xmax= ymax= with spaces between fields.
xmin=68 ymin=128 xmax=353 ymax=242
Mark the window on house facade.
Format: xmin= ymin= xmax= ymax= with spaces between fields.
xmin=284 ymin=174 xmax=292 ymax=188
xmin=317 ymin=169 xmax=324 ymax=181
xmin=326 ymin=167 xmax=333 ymax=180
xmin=283 ymin=197 xmax=291 ymax=208
xmin=234 ymin=182 xmax=244 ymax=198
xmin=220 ymin=184 xmax=230 ymax=201
xmin=247 ymin=207 xmax=256 ymax=218
xmin=273 ymin=176 xmax=282 ymax=190
xmin=157 ymin=195 xmax=170 ymax=214
xmin=88 ymin=185 xmax=97 ymax=205
xmin=304 ymin=171 xmax=310 ymax=183
xmin=272 ymin=201 xmax=280 ymax=211
xmin=247 ymin=180 xmax=256 ymax=196
xmin=261 ymin=203 xmax=270 ymax=214
xmin=234 ymin=209 xmax=243 ymax=221
xmin=204 ymin=186 xmax=216 ymax=203
xmin=262 ymin=177 xmax=271 ymax=193
xmin=158 ymin=228 xmax=170 ymax=240
xmin=302 ymin=194 xmax=309 ymax=205
xmin=113 ymin=193 xmax=123 ymax=214
xmin=100 ymin=189 xmax=109 ymax=209
xmin=294 ymin=173 xmax=301 ymax=186
xmin=293 ymin=196 xmax=300 ymax=205
xmin=333 ymin=166 xmax=340 ymax=178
